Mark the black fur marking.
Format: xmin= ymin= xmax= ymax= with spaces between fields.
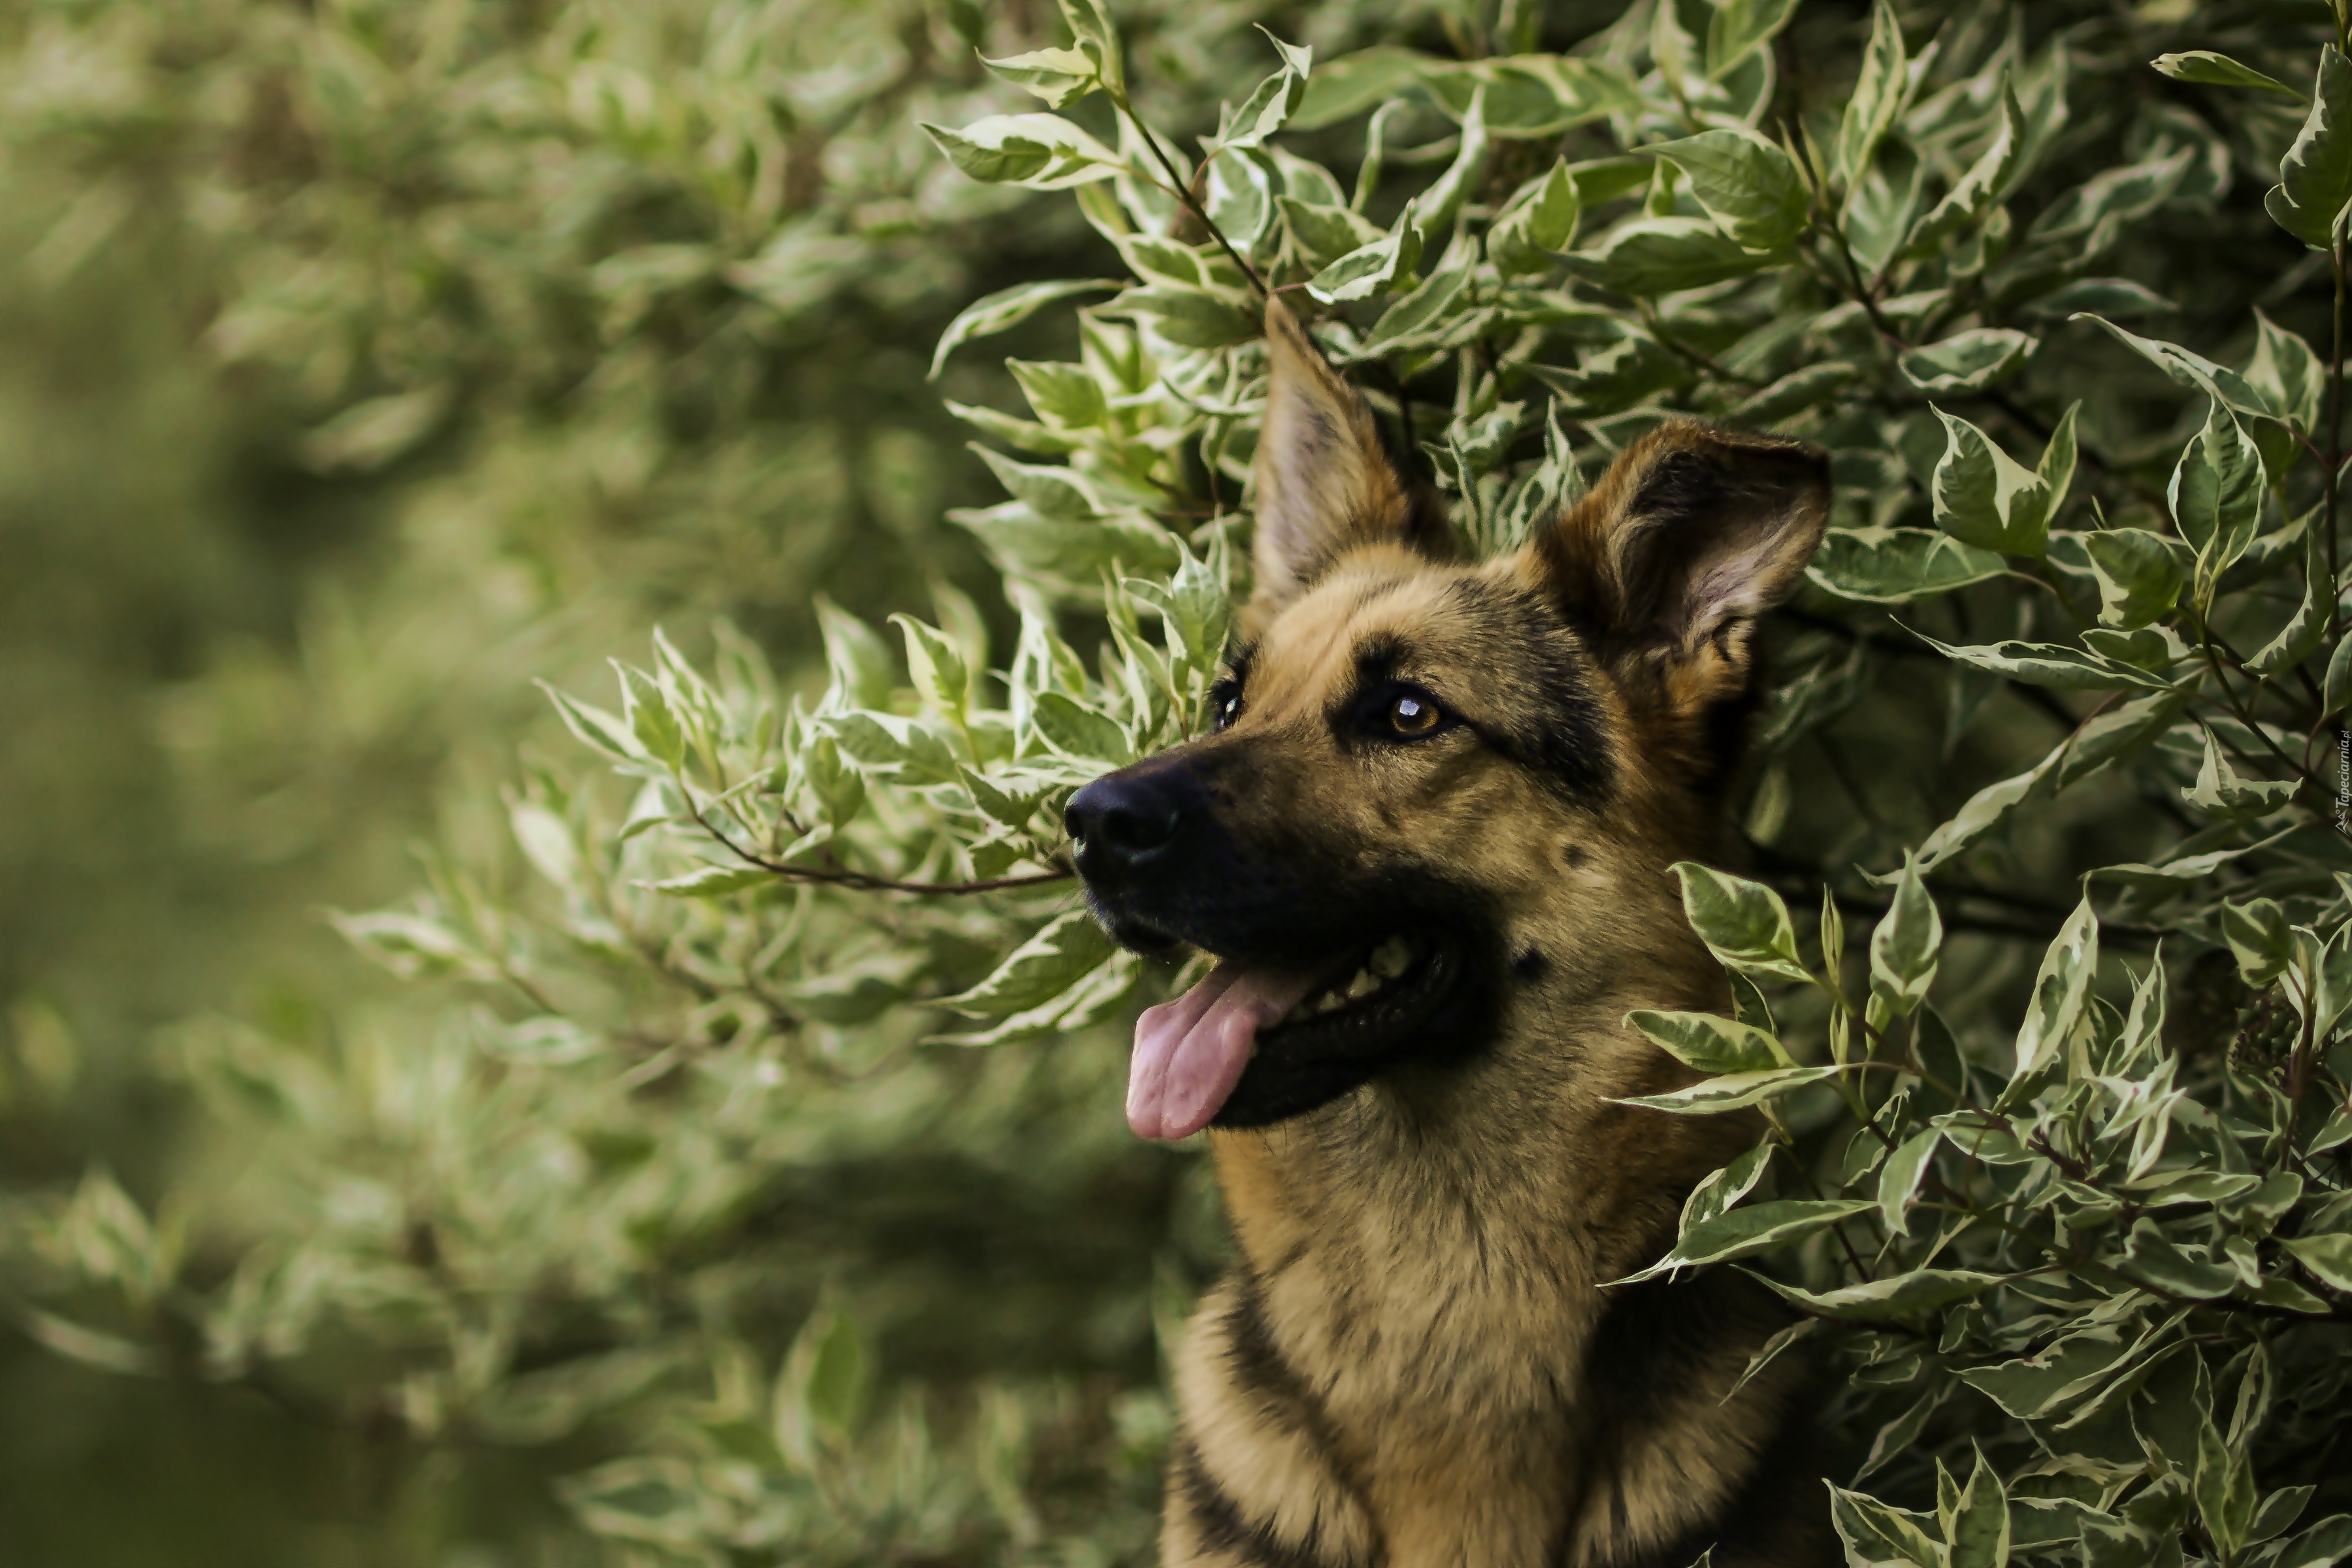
xmin=1173 ymin=1437 xmax=1340 ymax=1568
xmin=1221 ymin=1268 xmax=1369 ymax=1507
xmin=1569 ymin=1267 xmax=1835 ymax=1567
xmin=1512 ymin=947 xmax=1548 ymax=981
xmin=1443 ymin=579 xmax=1614 ymax=800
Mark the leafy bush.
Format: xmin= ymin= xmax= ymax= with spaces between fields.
xmin=12 ymin=0 xmax=2352 ymax=1563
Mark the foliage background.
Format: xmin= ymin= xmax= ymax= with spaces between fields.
xmin=5 ymin=0 xmax=2352 ymax=1565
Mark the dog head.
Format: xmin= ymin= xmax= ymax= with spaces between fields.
xmin=1068 ymin=299 xmax=1829 ymax=1140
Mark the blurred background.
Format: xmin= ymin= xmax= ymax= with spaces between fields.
xmin=0 ymin=0 xmax=1535 ymax=1560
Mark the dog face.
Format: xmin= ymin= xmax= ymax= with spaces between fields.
xmin=1067 ymin=301 xmax=1829 ymax=1139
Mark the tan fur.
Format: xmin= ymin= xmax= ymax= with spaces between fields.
xmin=1131 ymin=301 xmax=1832 ymax=1568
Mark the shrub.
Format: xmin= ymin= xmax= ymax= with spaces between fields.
xmin=11 ymin=1 xmax=2352 ymax=1564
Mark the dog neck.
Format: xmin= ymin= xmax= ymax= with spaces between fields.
xmin=1184 ymin=954 xmax=1810 ymax=1566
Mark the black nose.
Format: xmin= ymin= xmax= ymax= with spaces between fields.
xmin=1066 ymin=772 xmax=1183 ymax=870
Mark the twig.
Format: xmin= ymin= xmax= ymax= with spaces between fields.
xmin=1108 ymin=93 xmax=1269 ymax=298
xmin=691 ymin=803 xmax=1073 ymax=896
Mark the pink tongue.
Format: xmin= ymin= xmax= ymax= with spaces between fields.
xmin=1127 ymin=961 xmax=1323 ymax=1141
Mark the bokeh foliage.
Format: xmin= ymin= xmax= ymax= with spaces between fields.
xmin=9 ymin=1 xmax=2352 ymax=1565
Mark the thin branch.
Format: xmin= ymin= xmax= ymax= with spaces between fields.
xmin=692 ymin=802 xmax=1074 ymax=896
xmin=1109 ymin=94 xmax=1269 ymax=298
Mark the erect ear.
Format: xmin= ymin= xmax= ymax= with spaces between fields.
xmin=1530 ymin=421 xmax=1829 ymax=712
xmin=1248 ymin=297 xmax=1451 ymax=622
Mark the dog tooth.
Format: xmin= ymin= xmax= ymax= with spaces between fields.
xmin=1346 ymin=968 xmax=1378 ymax=1000
xmin=1370 ymin=938 xmax=1411 ymax=979
xmin=1315 ymin=989 xmax=1346 ymax=1015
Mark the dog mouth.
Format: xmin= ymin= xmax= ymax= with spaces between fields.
xmin=1125 ymin=932 xmax=1456 ymax=1141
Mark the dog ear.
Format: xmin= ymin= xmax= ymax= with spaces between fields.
xmin=1531 ymin=421 xmax=1829 ymax=712
xmin=1249 ymin=297 xmax=1451 ymax=616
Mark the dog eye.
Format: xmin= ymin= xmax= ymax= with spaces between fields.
xmin=1210 ymin=681 xmax=1243 ymax=732
xmin=1386 ymin=693 xmax=1441 ymax=736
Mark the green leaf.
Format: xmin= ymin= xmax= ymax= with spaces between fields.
xmin=2266 ymin=45 xmax=2352 ymax=248
xmin=2327 ymin=635 xmax=2352 ymax=719
xmin=1032 ymin=690 xmax=1132 ymax=762
xmin=980 ymin=46 xmax=1102 ymax=109
xmin=1914 ymin=749 xmax=2061 ymax=873
xmin=1829 ymin=1486 xmax=1941 ymax=1568
xmin=2247 ymin=518 xmax=2332 ymax=679
xmin=1280 ymin=196 xmax=1384 ymax=266
xmin=1682 ymin=1140 xmax=1775 ymax=1233
xmin=1869 ymin=857 xmax=1942 ymax=1015
xmin=2058 ymin=689 xmax=2191 ymax=787
xmin=890 ymin=615 xmax=970 ymax=725
xmin=1528 ymin=333 xmax=1689 ymax=415
xmin=616 ymin=664 xmax=687 ymax=768
xmin=1913 ymin=634 xmax=2174 ymax=692
xmin=2195 ymin=1414 xmax=2258 ymax=1554
xmin=2170 ymin=398 xmax=2268 ymax=611
xmin=1733 ymin=361 xmax=1863 ymax=427
xmin=1836 ymin=0 xmax=1909 ymax=185
xmin=774 ymin=1301 xmax=870 ymax=1469
xmin=2270 ymin=1516 xmax=2352 ymax=1568
xmin=2083 ymin=528 xmax=2189 ymax=630
xmin=2153 ymin=51 xmax=2300 ymax=99
xmin=1214 ymin=39 xmax=1310 ymax=154
xmin=938 ymin=910 xmax=1117 ymax=1018
xmin=1957 ymin=1331 xmax=2130 ymax=1419
xmin=644 ymin=863 xmax=773 ymax=898
xmin=2183 ymin=730 xmax=2298 ymax=820
xmin=1808 ymin=527 xmax=2004 ymax=604
xmin=1422 ymin=57 xmax=1644 ymax=138
xmin=1949 ymin=1446 xmax=2012 ymax=1568
xmin=1930 ymin=408 xmax=2059 ymax=557
xmin=2072 ymin=314 xmax=2281 ymax=434
xmin=1305 ymin=197 xmax=1425 ymax=304
xmin=2120 ymin=1218 xmax=2238 ymax=1298
xmin=1705 ymin=0 xmax=1801 ymax=81
xmin=1625 ymin=1009 xmax=1792 ymax=1073
xmin=1413 ymin=86 xmax=1490 ymax=238
xmin=1669 ymin=862 xmax=1811 ymax=983
xmin=1362 ymin=261 xmax=1471 ymax=354
xmin=1005 ymin=359 xmax=1108 ymax=429
xmin=1289 ymin=45 xmax=1429 ymax=130
xmin=2281 ymin=1233 xmax=2352 ymax=1293
xmin=2222 ymin=896 xmax=2295 ymax=986
xmin=923 ymin=114 xmax=1122 ymax=191
xmin=1556 ymin=216 xmax=1786 ymax=295
xmin=1617 ymin=1199 xmax=1874 ymax=1284
xmin=1203 ymin=148 xmax=1274 ymax=250
xmin=951 ymin=502 xmax=1180 ymax=593
xmin=561 ymin=1458 xmax=717 ymax=1543
xmin=1113 ymin=282 xmax=1257 ymax=350
xmin=2249 ymin=311 xmax=2328 ymax=434
xmin=2012 ymin=895 xmax=2097 ymax=1084
xmin=1754 ymin=1267 xmax=2003 ymax=1322
xmin=1877 ymin=1127 xmax=1940 ymax=1237
xmin=1908 ymin=86 xmax=2027 ymax=255
xmin=539 ymin=682 xmax=647 ymax=763
xmin=824 ymin=710 xmax=962 ymax=785
xmin=1486 ymin=159 xmax=1579 ymax=276
xmin=1614 ymin=1064 xmax=1846 ymax=1114
xmin=1901 ymin=329 xmax=2036 ymax=395
xmin=1650 ymin=129 xmax=1808 ymax=250
xmin=927 ymin=278 xmax=1120 ymax=380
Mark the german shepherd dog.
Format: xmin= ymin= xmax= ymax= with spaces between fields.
xmin=1064 ymin=300 xmax=1838 ymax=1567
